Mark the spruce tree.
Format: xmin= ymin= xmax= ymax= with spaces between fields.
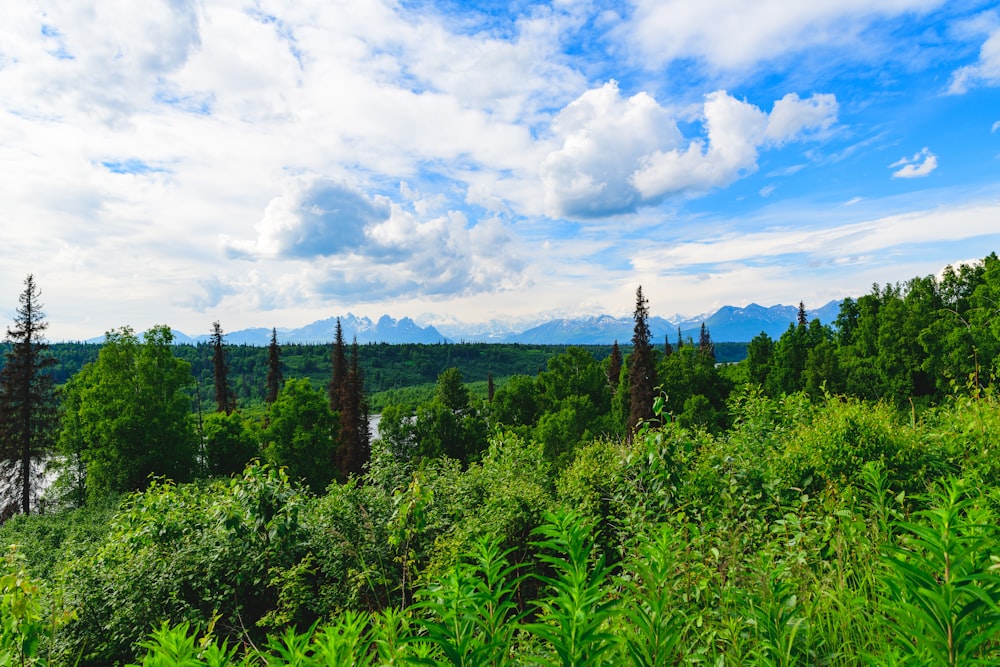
xmin=607 ymin=340 xmax=623 ymax=388
xmin=266 ymin=327 xmax=282 ymax=405
xmin=628 ymin=286 xmax=656 ymax=437
xmin=0 ymin=275 xmax=57 ymax=516
xmin=664 ymin=334 xmax=673 ymax=356
xmin=487 ymin=373 xmax=495 ymax=402
xmin=337 ymin=338 xmax=370 ymax=479
xmin=210 ymin=321 xmax=236 ymax=414
xmin=328 ymin=318 xmax=347 ymax=413
xmin=698 ymin=322 xmax=715 ymax=362
xmin=797 ymin=301 xmax=808 ymax=326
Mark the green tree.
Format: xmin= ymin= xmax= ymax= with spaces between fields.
xmin=337 ymin=339 xmax=371 ymax=479
xmin=698 ymin=322 xmax=715 ymax=362
xmin=210 ymin=321 xmax=236 ymax=414
xmin=328 ymin=319 xmax=348 ymax=413
xmin=490 ymin=374 xmax=541 ymax=429
xmin=607 ymin=341 xmax=623 ymax=388
xmin=264 ymin=378 xmax=339 ymax=493
xmin=435 ymin=367 xmax=470 ymax=412
xmin=266 ymin=327 xmax=283 ymax=405
xmin=203 ymin=411 xmax=258 ymax=477
xmin=745 ymin=332 xmax=774 ymax=387
xmin=0 ymin=275 xmax=58 ymax=516
xmin=657 ymin=344 xmax=731 ymax=432
xmin=60 ymin=326 xmax=197 ymax=502
xmin=628 ymin=286 xmax=656 ymax=436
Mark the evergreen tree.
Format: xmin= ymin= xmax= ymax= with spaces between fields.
xmin=328 ymin=319 xmax=347 ymax=412
xmin=265 ymin=327 xmax=282 ymax=405
xmin=336 ymin=338 xmax=371 ymax=479
xmin=487 ymin=373 xmax=495 ymax=403
xmin=664 ymin=334 xmax=673 ymax=356
xmin=676 ymin=326 xmax=683 ymax=350
xmin=797 ymin=301 xmax=808 ymax=326
xmin=0 ymin=275 xmax=57 ymax=516
xmin=210 ymin=321 xmax=236 ymax=414
xmin=628 ymin=286 xmax=656 ymax=436
xmin=607 ymin=340 xmax=623 ymax=388
xmin=698 ymin=322 xmax=715 ymax=361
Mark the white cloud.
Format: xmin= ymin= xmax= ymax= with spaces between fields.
xmin=765 ymin=93 xmax=838 ymax=145
xmin=225 ymin=179 xmax=390 ymax=259
xmin=992 ymin=120 xmax=1000 ymax=133
xmin=225 ymin=178 xmax=524 ymax=301
xmin=541 ymin=84 xmax=837 ymax=217
xmin=539 ymin=81 xmax=683 ymax=217
xmin=890 ymin=147 xmax=938 ymax=178
xmin=624 ymin=0 xmax=944 ymax=71
xmin=760 ymin=185 xmax=776 ymax=198
xmin=950 ymin=27 xmax=1000 ymax=93
xmin=629 ymin=199 xmax=1000 ymax=271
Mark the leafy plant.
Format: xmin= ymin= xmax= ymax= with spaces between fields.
xmin=881 ymin=478 xmax=1000 ymax=666
xmin=413 ymin=538 xmax=523 ymax=666
xmin=526 ymin=510 xmax=619 ymax=667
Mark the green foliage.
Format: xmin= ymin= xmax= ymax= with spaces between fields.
xmin=413 ymin=539 xmax=523 ymax=666
xmin=526 ymin=509 xmax=619 ymax=667
xmin=378 ymin=369 xmax=487 ymax=464
xmin=56 ymin=463 xmax=310 ymax=666
xmin=0 ymin=545 xmax=61 ymax=666
xmin=58 ymin=326 xmax=197 ymax=502
xmin=616 ymin=524 xmax=687 ymax=667
xmin=202 ymin=411 xmax=259 ymax=478
xmin=880 ymin=478 xmax=1000 ymax=666
xmin=263 ymin=379 xmax=338 ymax=493
xmin=777 ymin=397 xmax=940 ymax=495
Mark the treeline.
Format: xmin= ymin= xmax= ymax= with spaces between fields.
xmin=737 ymin=253 xmax=1000 ymax=406
xmin=18 ymin=340 xmax=749 ymax=408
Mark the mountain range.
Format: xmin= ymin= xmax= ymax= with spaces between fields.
xmin=101 ymin=301 xmax=843 ymax=346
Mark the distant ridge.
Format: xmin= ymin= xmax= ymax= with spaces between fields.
xmin=83 ymin=301 xmax=843 ymax=346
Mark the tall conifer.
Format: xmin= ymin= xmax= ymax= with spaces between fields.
xmin=266 ymin=327 xmax=282 ymax=405
xmin=628 ymin=286 xmax=656 ymax=437
xmin=607 ymin=340 xmax=623 ymax=388
xmin=797 ymin=301 xmax=808 ymax=326
xmin=210 ymin=321 xmax=236 ymax=414
xmin=699 ymin=322 xmax=715 ymax=361
xmin=328 ymin=319 xmax=347 ymax=413
xmin=0 ymin=275 xmax=57 ymax=516
xmin=337 ymin=338 xmax=370 ymax=478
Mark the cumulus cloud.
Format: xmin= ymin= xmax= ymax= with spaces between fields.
xmin=765 ymin=93 xmax=838 ymax=144
xmin=890 ymin=148 xmax=937 ymax=178
xmin=225 ymin=179 xmax=524 ymax=300
xmin=225 ymin=179 xmax=390 ymax=259
xmin=541 ymin=83 xmax=837 ymax=217
xmin=540 ymin=81 xmax=683 ymax=218
xmin=950 ymin=27 xmax=1000 ymax=93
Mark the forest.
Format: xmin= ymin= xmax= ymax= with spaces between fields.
xmin=2 ymin=253 xmax=1000 ymax=665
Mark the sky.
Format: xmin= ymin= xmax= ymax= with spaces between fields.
xmin=2 ymin=0 xmax=1000 ymax=341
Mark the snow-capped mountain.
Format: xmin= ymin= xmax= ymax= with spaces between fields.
xmin=85 ymin=301 xmax=844 ymax=346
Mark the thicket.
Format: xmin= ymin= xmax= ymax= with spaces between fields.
xmin=5 ymin=390 xmax=1000 ymax=665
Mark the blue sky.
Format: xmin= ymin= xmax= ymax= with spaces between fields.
xmin=2 ymin=0 xmax=1000 ymax=340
